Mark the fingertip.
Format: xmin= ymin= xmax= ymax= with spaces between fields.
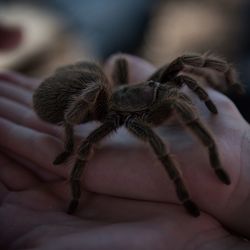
xmin=104 ymin=53 xmax=156 ymax=83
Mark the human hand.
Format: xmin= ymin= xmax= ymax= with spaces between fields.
xmin=0 ymin=55 xmax=249 ymax=249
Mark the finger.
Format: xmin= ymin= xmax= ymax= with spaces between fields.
xmin=0 ymin=96 xmax=61 ymax=137
xmin=0 ymin=71 xmax=40 ymax=90
xmin=0 ymin=117 xmax=67 ymax=178
xmin=104 ymin=53 xmax=156 ymax=83
xmin=0 ymin=79 xmax=33 ymax=107
xmin=0 ymin=152 xmax=40 ymax=191
xmin=2 ymin=149 xmax=63 ymax=183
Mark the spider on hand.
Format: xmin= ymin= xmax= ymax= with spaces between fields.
xmin=33 ymin=53 xmax=243 ymax=216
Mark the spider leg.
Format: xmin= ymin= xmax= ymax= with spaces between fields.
xmin=148 ymin=64 xmax=169 ymax=82
xmin=173 ymin=95 xmax=230 ymax=185
xmin=148 ymin=53 xmax=243 ymax=94
xmin=148 ymin=54 xmax=205 ymax=82
xmin=67 ymin=116 xmax=121 ymax=214
xmin=53 ymin=83 xmax=109 ymax=165
xmin=125 ymin=118 xmax=200 ymax=217
xmin=112 ymin=56 xmax=128 ymax=85
xmin=182 ymin=57 xmax=244 ymax=94
xmin=182 ymin=66 xmax=226 ymax=92
xmin=173 ymin=75 xmax=218 ymax=114
xmin=53 ymin=122 xmax=74 ymax=165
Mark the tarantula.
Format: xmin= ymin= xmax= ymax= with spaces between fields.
xmin=33 ymin=53 xmax=243 ymax=216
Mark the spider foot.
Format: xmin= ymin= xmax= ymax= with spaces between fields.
xmin=67 ymin=199 xmax=79 ymax=214
xmin=183 ymin=200 xmax=200 ymax=217
xmin=53 ymin=152 xmax=71 ymax=165
xmin=205 ymin=100 xmax=218 ymax=114
xmin=215 ymin=168 xmax=231 ymax=185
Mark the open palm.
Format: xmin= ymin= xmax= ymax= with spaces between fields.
xmin=0 ymin=55 xmax=249 ymax=249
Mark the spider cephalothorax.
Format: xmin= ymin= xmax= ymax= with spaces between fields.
xmin=33 ymin=53 xmax=243 ymax=216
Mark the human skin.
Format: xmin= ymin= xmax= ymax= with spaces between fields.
xmin=0 ymin=54 xmax=249 ymax=250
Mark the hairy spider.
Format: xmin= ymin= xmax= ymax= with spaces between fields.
xmin=33 ymin=53 xmax=243 ymax=217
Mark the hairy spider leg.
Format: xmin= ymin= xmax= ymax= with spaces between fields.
xmin=173 ymin=75 xmax=218 ymax=114
xmin=53 ymin=122 xmax=74 ymax=165
xmin=149 ymin=53 xmax=243 ymax=94
xmin=173 ymin=94 xmax=230 ymax=185
xmin=125 ymin=118 xmax=200 ymax=217
xmin=180 ymin=67 xmax=220 ymax=92
xmin=67 ymin=117 xmax=121 ymax=214
xmin=53 ymin=82 xmax=107 ymax=165
xmin=112 ymin=56 xmax=129 ymax=85
xmin=182 ymin=65 xmax=244 ymax=94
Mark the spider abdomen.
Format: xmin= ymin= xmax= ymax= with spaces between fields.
xmin=33 ymin=70 xmax=105 ymax=124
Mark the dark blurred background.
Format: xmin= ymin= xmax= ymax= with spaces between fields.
xmin=0 ymin=0 xmax=250 ymax=121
